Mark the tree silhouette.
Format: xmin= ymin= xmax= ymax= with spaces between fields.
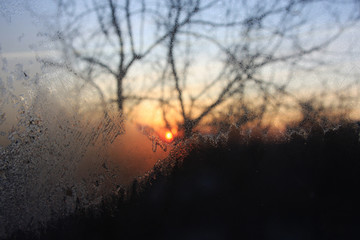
xmin=41 ymin=0 xmax=220 ymax=113
xmin=41 ymin=0 xmax=359 ymax=137
xmin=159 ymin=0 xmax=359 ymax=137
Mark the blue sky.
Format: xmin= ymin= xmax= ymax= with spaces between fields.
xmin=1 ymin=0 xmax=359 ymax=128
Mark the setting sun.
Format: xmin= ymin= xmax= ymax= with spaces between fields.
xmin=165 ymin=131 xmax=173 ymax=141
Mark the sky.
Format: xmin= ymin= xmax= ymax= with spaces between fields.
xmin=1 ymin=0 xmax=360 ymax=137
xmin=2 ymin=2 xmax=359 ymax=237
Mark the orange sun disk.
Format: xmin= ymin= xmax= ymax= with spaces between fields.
xmin=165 ymin=131 xmax=173 ymax=141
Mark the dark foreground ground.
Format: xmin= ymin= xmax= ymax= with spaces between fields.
xmin=10 ymin=123 xmax=360 ymax=240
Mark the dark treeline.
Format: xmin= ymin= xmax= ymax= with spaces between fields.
xmin=9 ymin=122 xmax=360 ymax=240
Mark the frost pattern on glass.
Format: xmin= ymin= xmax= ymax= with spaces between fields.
xmin=0 ymin=57 xmax=125 ymax=238
xmin=138 ymin=125 xmax=168 ymax=153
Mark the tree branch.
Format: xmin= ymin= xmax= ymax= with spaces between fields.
xmin=108 ymin=0 xmax=125 ymax=71
xmin=125 ymin=0 xmax=136 ymax=57
xmin=168 ymin=3 xmax=186 ymax=122
xmin=194 ymin=75 xmax=242 ymax=126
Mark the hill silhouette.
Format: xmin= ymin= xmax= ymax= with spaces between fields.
xmin=9 ymin=123 xmax=360 ymax=240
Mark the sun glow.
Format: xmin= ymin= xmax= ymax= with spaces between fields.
xmin=165 ymin=131 xmax=173 ymax=141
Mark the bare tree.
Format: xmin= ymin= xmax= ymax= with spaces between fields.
xmin=157 ymin=0 xmax=360 ymax=138
xmin=40 ymin=0 xmax=223 ymax=114
xmin=47 ymin=0 xmax=161 ymax=112
xmin=37 ymin=0 xmax=359 ymax=138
